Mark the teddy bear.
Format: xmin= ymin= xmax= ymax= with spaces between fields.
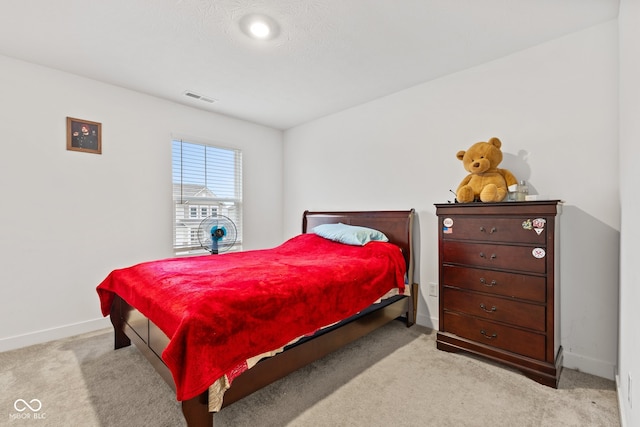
xmin=455 ymin=137 xmax=518 ymax=203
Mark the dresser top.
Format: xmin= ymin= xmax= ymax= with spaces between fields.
xmin=435 ymin=200 xmax=562 ymax=216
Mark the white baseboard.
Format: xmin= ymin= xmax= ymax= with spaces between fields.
xmin=561 ymin=350 xmax=616 ymax=380
xmin=616 ymin=373 xmax=628 ymax=427
xmin=0 ymin=317 xmax=111 ymax=352
xmin=415 ymin=312 xmax=437 ymax=330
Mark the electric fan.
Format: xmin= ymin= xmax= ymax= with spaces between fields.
xmin=197 ymin=214 xmax=238 ymax=254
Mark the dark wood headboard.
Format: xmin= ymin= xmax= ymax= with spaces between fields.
xmin=302 ymin=209 xmax=415 ymax=284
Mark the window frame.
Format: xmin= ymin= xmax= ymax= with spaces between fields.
xmin=172 ymin=138 xmax=243 ymax=255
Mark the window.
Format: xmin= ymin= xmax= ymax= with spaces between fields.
xmin=172 ymin=139 xmax=242 ymax=255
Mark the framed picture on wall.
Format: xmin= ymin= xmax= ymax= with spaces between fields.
xmin=66 ymin=117 xmax=102 ymax=154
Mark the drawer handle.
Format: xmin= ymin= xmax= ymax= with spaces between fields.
xmin=479 ymin=226 xmax=497 ymax=234
xmin=480 ymin=303 xmax=497 ymax=313
xmin=479 ymin=253 xmax=497 ymax=259
xmin=480 ymin=330 xmax=498 ymax=340
xmin=479 ymin=278 xmax=497 ymax=287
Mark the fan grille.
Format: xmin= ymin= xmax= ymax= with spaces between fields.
xmin=197 ymin=215 xmax=237 ymax=254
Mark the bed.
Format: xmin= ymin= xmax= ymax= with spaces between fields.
xmin=98 ymin=210 xmax=417 ymax=427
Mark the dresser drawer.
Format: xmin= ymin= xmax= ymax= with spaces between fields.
xmin=442 ymin=287 xmax=545 ymax=331
xmin=442 ymin=265 xmax=546 ymax=302
xmin=442 ymin=241 xmax=547 ymax=273
xmin=441 ymin=216 xmax=547 ymax=244
xmin=443 ymin=311 xmax=546 ymax=360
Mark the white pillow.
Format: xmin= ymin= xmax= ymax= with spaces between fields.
xmin=312 ymin=223 xmax=389 ymax=246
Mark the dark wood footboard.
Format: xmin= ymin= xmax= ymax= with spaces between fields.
xmin=110 ymin=297 xmax=130 ymax=350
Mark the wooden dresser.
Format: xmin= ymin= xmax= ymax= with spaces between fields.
xmin=435 ymin=201 xmax=562 ymax=387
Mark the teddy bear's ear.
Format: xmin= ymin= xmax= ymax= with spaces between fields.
xmin=488 ymin=137 xmax=502 ymax=148
xmin=456 ymin=150 xmax=466 ymax=160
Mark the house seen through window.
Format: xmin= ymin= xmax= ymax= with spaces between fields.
xmin=172 ymin=139 xmax=242 ymax=255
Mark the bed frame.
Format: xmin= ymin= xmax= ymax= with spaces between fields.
xmin=108 ymin=209 xmax=418 ymax=427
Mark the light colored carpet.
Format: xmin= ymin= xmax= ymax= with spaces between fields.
xmin=1 ymin=321 xmax=619 ymax=426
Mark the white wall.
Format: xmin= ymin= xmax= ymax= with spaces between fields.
xmin=284 ymin=21 xmax=619 ymax=380
xmin=0 ymin=55 xmax=284 ymax=351
xmin=618 ymin=0 xmax=639 ymax=425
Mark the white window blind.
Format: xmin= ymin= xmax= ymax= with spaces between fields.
xmin=172 ymin=139 xmax=243 ymax=255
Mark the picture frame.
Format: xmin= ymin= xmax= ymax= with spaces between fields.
xmin=66 ymin=117 xmax=102 ymax=154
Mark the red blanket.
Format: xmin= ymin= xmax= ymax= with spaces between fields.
xmin=97 ymin=233 xmax=406 ymax=401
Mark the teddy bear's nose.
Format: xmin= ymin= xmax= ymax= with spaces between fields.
xmin=473 ymin=162 xmax=480 ymax=168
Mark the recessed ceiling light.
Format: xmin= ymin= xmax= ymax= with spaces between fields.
xmin=249 ymin=21 xmax=270 ymax=38
xmin=239 ymin=14 xmax=280 ymax=41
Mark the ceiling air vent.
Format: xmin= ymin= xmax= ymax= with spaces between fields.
xmin=184 ymin=91 xmax=217 ymax=104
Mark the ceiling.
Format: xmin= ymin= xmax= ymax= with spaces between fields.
xmin=0 ymin=0 xmax=619 ymax=130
